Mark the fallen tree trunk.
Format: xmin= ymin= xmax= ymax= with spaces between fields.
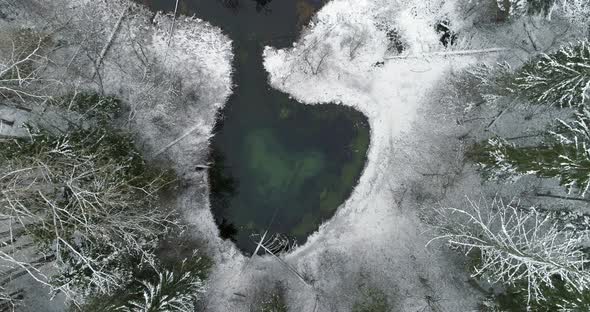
xmin=93 ymin=4 xmax=131 ymax=77
xmin=385 ymin=48 xmax=510 ymax=60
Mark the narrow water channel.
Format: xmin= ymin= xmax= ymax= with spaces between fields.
xmin=140 ymin=0 xmax=370 ymax=254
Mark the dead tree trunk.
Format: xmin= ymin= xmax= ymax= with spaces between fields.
xmin=535 ymin=192 xmax=590 ymax=203
xmin=92 ymin=4 xmax=131 ymax=78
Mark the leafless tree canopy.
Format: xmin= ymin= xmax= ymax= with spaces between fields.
xmin=429 ymin=198 xmax=590 ymax=303
xmin=0 ymin=117 xmax=178 ymax=301
xmin=0 ymin=28 xmax=59 ymax=104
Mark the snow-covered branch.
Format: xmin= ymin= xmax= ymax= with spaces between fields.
xmin=429 ymin=198 xmax=590 ymax=303
xmin=0 ymin=124 xmax=178 ymax=300
xmin=470 ymin=109 xmax=590 ymax=195
xmin=513 ymin=40 xmax=589 ymax=108
xmin=0 ymin=285 xmax=21 ymax=312
xmin=0 ymin=30 xmax=59 ymax=103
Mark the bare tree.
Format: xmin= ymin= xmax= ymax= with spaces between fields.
xmin=427 ymin=198 xmax=590 ymax=303
xmin=116 ymin=253 xmax=206 ymax=312
xmin=0 ymin=286 xmax=20 ymax=312
xmin=0 ymin=28 xmax=59 ymax=104
xmin=302 ymin=45 xmax=331 ymax=76
xmin=340 ymin=27 xmax=368 ymax=61
xmin=0 ymin=125 xmax=178 ymax=301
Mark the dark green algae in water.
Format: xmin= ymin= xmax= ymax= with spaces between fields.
xmin=139 ymin=0 xmax=370 ymax=254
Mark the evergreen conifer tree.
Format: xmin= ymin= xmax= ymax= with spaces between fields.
xmin=497 ymin=40 xmax=590 ymax=108
xmin=73 ymin=253 xmax=210 ymax=312
xmin=470 ymin=109 xmax=590 ymax=195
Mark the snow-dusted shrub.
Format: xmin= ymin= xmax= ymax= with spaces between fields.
xmin=352 ymin=287 xmax=389 ymax=312
xmin=255 ymin=282 xmax=288 ymax=312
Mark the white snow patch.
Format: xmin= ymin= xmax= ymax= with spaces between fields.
xmin=257 ymin=0 xmax=485 ymax=310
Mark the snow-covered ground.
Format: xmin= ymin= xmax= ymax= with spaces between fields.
xmin=260 ymin=1 xmax=483 ymax=310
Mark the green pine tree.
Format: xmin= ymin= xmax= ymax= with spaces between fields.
xmin=72 ymin=253 xmax=211 ymax=312
xmin=258 ymin=282 xmax=288 ymax=312
xmin=495 ymin=278 xmax=590 ymax=311
xmin=469 ymin=109 xmax=590 ymax=195
xmin=508 ymin=40 xmax=590 ymax=108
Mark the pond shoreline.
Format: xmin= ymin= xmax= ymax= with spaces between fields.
xmin=140 ymin=0 xmax=371 ymax=254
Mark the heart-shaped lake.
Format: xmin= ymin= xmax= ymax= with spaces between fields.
xmin=141 ymin=0 xmax=370 ymax=254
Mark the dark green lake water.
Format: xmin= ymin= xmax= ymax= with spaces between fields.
xmin=140 ymin=0 xmax=369 ymax=254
